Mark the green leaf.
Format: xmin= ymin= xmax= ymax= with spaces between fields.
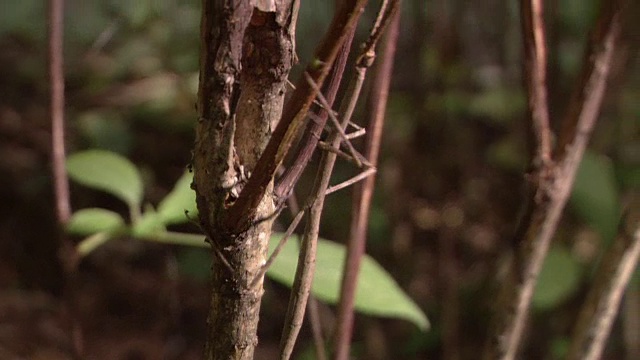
xmin=132 ymin=209 xmax=166 ymax=237
xmin=126 ymin=230 xmax=429 ymax=330
xmin=267 ymin=234 xmax=430 ymax=331
xmin=67 ymin=208 xmax=125 ymax=236
xmin=157 ymin=171 xmax=198 ymax=225
xmin=533 ymin=246 xmax=583 ymax=310
xmin=570 ymin=151 xmax=621 ymax=243
xmin=67 ymin=150 xmax=144 ymax=209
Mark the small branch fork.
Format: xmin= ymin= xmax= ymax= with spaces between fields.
xmin=484 ymin=1 xmax=627 ymax=359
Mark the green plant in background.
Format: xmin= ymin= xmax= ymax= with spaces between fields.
xmin=65 ymin=149 xmax=429 ymax=331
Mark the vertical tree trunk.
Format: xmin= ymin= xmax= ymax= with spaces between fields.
xmin=194 ymin=1 xmax=296 ymax=358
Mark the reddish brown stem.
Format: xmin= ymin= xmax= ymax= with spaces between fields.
xmin=332 ymin=4 xmax=401 ymax=359
xmin=521 ymin=0 xmax=552 ymax=166
xmin=49 ymin=0 xmax=70 ymax=225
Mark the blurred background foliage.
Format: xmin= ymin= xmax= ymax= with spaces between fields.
xmin=0 ymin=0 xmax=639 ymax=359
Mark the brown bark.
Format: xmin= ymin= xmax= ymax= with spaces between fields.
xmin=194 ymin=1 xmax=296 ymax=359
xmin=224 ymin=0 xmax=369 ymax=232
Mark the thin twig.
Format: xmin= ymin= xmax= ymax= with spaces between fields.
xmin=50 ymin=0 xmax=70 ymax=225
xmin=568 ymin=208 xmax=640 ymax=360
xmin=308 ymin=297 xmax=328 ymax=360
xmin=278 ymin=67 xmax=360 ymax=357
xmin=283 ymin=192 xmax=328 ymax=360
xmin=484 ymin=1 xmax=625 ymax=359
xmin=305 ymin=72 xmax=364 ymax=168
xmin=275 ymin=23 xmax=359 ymax=202
xmin=325 ymin=167 xmax=377 ymax=196
xmin=332 ymin=2 xmax=401 ymax=359
xmin=252 ymin=209 xmax=306 ymax=288
xmin=317 ymin=141 xmax=371 ymax=167
xmin=521 ymin=0 xmax=552 ymax=167
xmin=49 ymin=0 xmax=83 ymax=357
xmin=623 ymin=282 xmax=640 ymax=359
xmin=345 ymin=128 xmax=366 ymax=140
xmin=283 ymin=193 xmax=329 ymax=360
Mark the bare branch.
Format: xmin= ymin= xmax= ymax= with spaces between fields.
xmin=325 ymin=167 xmax=377 ymax=196
xmin=277 ymin=3 xmax=396 ymax=346
xmin=307 ymin=297 xmax=328 ymax=360
xmin=484 ymin=1 xmax=626 ymax=359
xmin=332 ymin=2 xmax=401 ymax=359
xmin=49 ymin=0 xmax=70 ymax=226
xmin=568 ymin=208 xmax=640 ymax=360
xmin=279 ymin=69 xmax=355 ymax=357
xmin=317 ymin=141 xmax=371 ymax=168
xmin=521 ymin=0 xmax=552 ymax=166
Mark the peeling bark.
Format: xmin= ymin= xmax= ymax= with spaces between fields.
xmin=194 ymin=1 xmax=296 ymax=359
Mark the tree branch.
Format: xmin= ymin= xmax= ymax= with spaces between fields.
xmin=568 ymin=207 xmax=640 ymax=360
xmin=278 ymin=72 xmax=356 ymax=359
xmin=484 ymin=1 xmax=626 ymax=359
xmin=521 ymin=0 xmax=552 ymax=167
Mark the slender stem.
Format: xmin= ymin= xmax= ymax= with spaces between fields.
xmin=568 ymin=209 xmax=640 ymax=360
xmin=49 ymin=0 xmax=70 ymax=225
xmin=484 ymin=1 xmax=625 ymax=359
xmin=521 ymin=0 xmax=552 ymax=166
xmin=317 ymin=141 xmax=369 ymax=167
xmin=308 ymin=297 xmax=328 ymax=360
xmin=325 ymin=168 xmax=377 ymax=196
xmin=49 ymin=0 xmax=83 ymax=356
xmin=332 ymin=2 xmax=401 ymax=359
xmin=279 ymin=71 xmax=358 ymax=359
